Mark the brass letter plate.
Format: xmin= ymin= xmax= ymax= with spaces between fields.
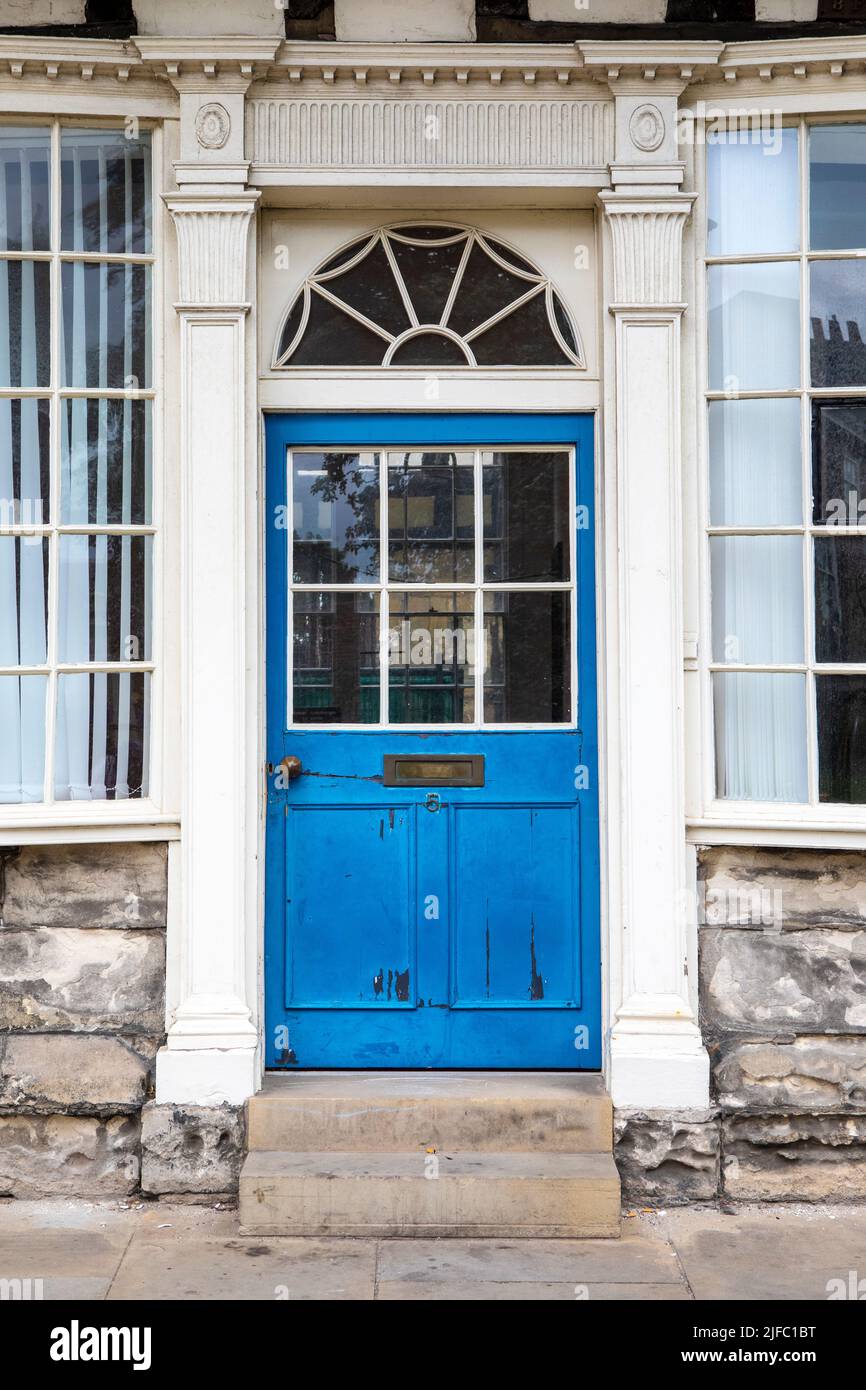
xmin=383 ymin=755 xmax=485 ymax=788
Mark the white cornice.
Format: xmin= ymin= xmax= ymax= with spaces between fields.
xmin=716 ymin=33 xmax=866 ymax=81
xmin=1 ymin=32 xmax=866 ymax=97
xmin=0 ymin=34 xmax=139 ymax=82
xmin=578 ymin=40 xmax=725 ymax=83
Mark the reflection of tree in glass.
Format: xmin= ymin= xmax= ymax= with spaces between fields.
xmin=307 ymin=452 xmax=378 ymax=580
xmin=388 ymin=457 xmax=473 ymax=584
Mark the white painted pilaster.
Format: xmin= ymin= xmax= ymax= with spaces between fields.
xmin=598 ymin=76 xmax=710 ymax=1110
xmin=155 ymin=188 xmax=260 ymax=1106
xmin=146 ymin=42 xmax=275 ymax=1107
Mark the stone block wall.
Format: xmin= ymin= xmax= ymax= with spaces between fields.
xmin=0 ymin=843 xmax=166 ymax=1197
xmin=616 ymin=847 xmax=866 ymax=1206
xmin=0 ymin=842 xmax=246 ymax=1200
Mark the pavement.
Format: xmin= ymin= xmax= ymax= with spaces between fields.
xmin=1 ymin=1198 xmax=865 ymax=1300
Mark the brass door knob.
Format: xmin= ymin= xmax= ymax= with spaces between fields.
xmin=279 ymin=755 xmax=303 ymax=782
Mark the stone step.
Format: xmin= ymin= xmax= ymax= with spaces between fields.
xmin=239 ymin=1150 xmax=621 ymax=1238
xmin=246 ymin=1071 xmax=612 ymax=1154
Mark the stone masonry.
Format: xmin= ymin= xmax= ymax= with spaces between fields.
xmin=0 ymin=843 xmax=243 ymax=1198
xmin=615 ymin=847 xmax=866 ymax=1206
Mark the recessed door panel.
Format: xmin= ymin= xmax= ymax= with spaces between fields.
xmin=285 ymin=804 xmax=415 ymax=1008
xmin=451 ymin=803 xmax=579 ymax=1009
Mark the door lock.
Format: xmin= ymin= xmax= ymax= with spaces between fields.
xmin=424 ymin=792 xmax=441 ymax=812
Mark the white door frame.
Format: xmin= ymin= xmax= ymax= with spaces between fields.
xmin=152 ymin=41 xmax=710 ymax=1110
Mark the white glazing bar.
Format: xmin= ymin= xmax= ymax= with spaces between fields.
xmin=286 ymin=447 xmax=294 ymax=727
xmin=800 ymin=117 xmax=818 ymax=808
xmin=473 ymin=446 xmax=484 ymax=726
xmin=43 ymin=120 xmax=61 ymax=805
xmin=379 ymin=448 xmax=388 ymax=726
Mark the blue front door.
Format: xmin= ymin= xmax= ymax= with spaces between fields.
xmin=265 ymin=412 xmax=600 ymax=1068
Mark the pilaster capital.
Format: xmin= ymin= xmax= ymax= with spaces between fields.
xmin=164 ymin=190 xmax=260 ymax=310
xmin=599 ymin=190 xmax=695 ymax=310
xmin=134 ymin=38 xmax=279 ymax=189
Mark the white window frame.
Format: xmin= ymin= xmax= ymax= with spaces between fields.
xmin=285 ymin=441 xmax=579 ymax=732
xmin=694 ymin=110 xmax=866 ymax=843
xmin=0 ymin=116 xmax=178 ymax=843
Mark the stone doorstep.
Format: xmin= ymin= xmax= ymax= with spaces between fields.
xmin=239 ymin=1150 xmax=622 ymax=1239
xmin=247 ymin=1070 xmax=612 ymax=1154
xmin=242 ymin=1072 xmax=618 ymax=1237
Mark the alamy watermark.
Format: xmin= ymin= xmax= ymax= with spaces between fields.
xmin=678 ymin=102 xmax=784 ymax=156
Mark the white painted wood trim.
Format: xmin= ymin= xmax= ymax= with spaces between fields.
xmin=600 ymin=172 xmax=709 ymax=1109
xmin=156 ymin=190 xmax=261 ymax=1105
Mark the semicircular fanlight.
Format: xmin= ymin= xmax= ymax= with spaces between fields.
xmin=273 ymin=223 xmax=584 ymax=370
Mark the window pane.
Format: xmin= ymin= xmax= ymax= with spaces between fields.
xmin=388 ymin=451 xmax=474 ymax=582
xmin=817 ymin=674 xmax=866 ymax=802
xmin=0 ymin=675 xmax=46 ymax=803
xmin=708 ymin=262 xmax=800 ymax=391
xmin=0 ymin=259 xmax=50 ymax=388
xmin=60 ymin=261 xmax=151 ymax=389
xmin=812 ymin=399 xmax=866 ymax=525
xmin=58 ymin=535 xmax=152 ymax=664
xmin=709 ymin=398 xmax=801 ymax=527
xmin=293 ymin=590 xmax=378 ymax=724
xmin=0 ymin=127 xmax=50 ymax=252
xmin=814 ymin=536 xmax=866 ymax=663
xmin=484 ymin=591 xmax=571 ymax=723
xmin=289 ymin=290 xmax=386 ymax=367
xmin=470 ymin=289 xmax=572 ymax=367
xmin=321 ymin=238 xmax=409 ymax=336
xmin=0 ymin=398 xmax=50 ymax=526
xmin=713 ymin=672 xmax=808 ymax=801
xmin=810 ymin=260 xmax=866 ymax=387
xmin=810 ymin=124 xmax=866 ymax=252
xmin=482 ymin=450 xmax=570 ymax=581
xmin=389 ymin=236 xmax=466 ymax=324
xmin=0 ymin=537 xmax=48 ymax=665
xmin=55 ymin=671 xmax=149 ymax=801
xmin=60 ymin=127 xmax=151 ymax=255
xmin=708 ymin=128 xmax=799 ymax=256
xmin=389 ymin=333 xmax=470 ymax=366
xmin=389 ymin=591 xmax=474 ymax=724
xmin=447 ymin=240 xmax=535 ymax=336
xmin=61 ymin=398 xmax=153 ymax=525
xmin=292 ymin=451 xmax=378 ymax=584
xmin=711 ymin=536 xmax=804 ymax=664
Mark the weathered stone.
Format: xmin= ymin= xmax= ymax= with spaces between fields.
xmin=699 ymin=927 xmax=866 ymax=1036
xmin=714 ymin=1037 xmax=866 ymax=1113
xmin=0 ymin=1114 xmax=139 ymax=1197
xmin=529 ymin=0 xmax=666 ymax=19
xmin=698 ymin=847 xmax=866 ymax=930
xmin=0 ymin=1034 xmax=154 ymax=1113
xmin=0 ymin=928 xmax=165 ymax=1033
xmin=141 ymin=1103 xmax=245 ymax=1195
xmin=723 ymin=1114 xmax=866 ymax=1201
xmin=135 ymin=0 xmax=285 ymax=36
xmin=334 ymin=0 xmax=476 ymax=43
xmin=0 ymin=1 xmax=85 ymax=24
xmin=1 ymin=843 xmax=167 ymax=930
xmin=614 ymin=1111 xmax=720 ymax=1205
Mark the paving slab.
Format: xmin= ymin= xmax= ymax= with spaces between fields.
xmin=655 ymin=1204 xmax=866 ymax=1302
xmin=108 ymin=1233 xmax=378 ymax=1301
xmin=377 ymin=1281 xmax=692 ymax=1301
xmin=0 ymin=1197 xmax=862 ymax=1300
xmin=375 ymin=1228 xmax=682 ymax=1285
